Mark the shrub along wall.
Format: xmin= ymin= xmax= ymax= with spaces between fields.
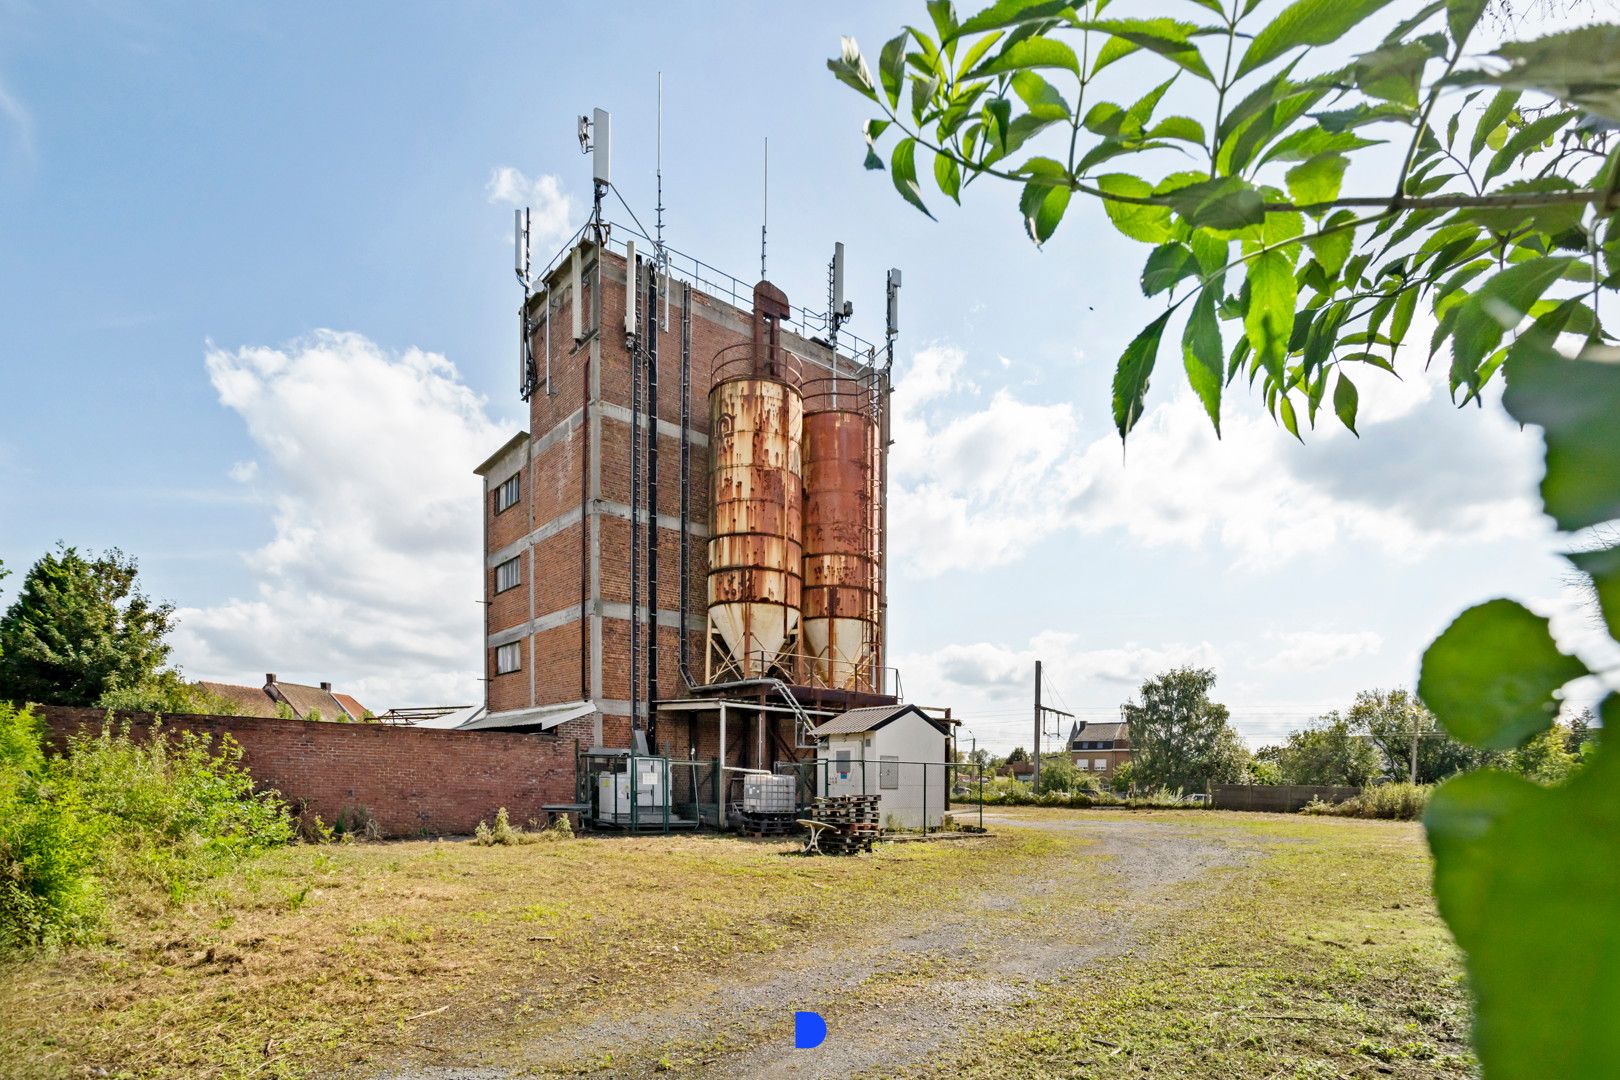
xmin=38 ymin=706 xmax=582 ymax=838
xmin=1211 ymin=784 xmax=1362 ymax=813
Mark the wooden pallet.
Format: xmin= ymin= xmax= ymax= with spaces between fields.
xmin=804 ymin=795 xmax=884 ymax=854
xmin=735 ymin=811 xmax=800 ymax=837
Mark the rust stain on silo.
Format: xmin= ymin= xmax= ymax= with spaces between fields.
xmin=704 ymin=285 xmax=805 ymax=683
xmin=801 ymin=377 xmax=880 ymax=692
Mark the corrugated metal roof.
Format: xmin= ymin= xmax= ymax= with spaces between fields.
xmin=809 ymin=704 xmax=951 ymax=738
xmin=459 ymin=700 xmax=594 ymax=732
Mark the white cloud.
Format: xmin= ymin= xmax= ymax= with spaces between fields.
xmin=886 ymin=339 xmax=1546 ymax=577
xmin=0 ymin=73 xmax=35 ymax=168
xmin=1251 ymin=629 xmax=1383 ymax=672
xmin=171 ymin=331 xmax=509 ymax=710
xmin=227 ymin=460 xmax=258 ymax=483
xmin=485 ymin=167 xmax=577 ymax=254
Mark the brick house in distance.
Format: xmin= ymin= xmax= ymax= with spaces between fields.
xmin=1068 ymin=720 xmax=1132 ymax=781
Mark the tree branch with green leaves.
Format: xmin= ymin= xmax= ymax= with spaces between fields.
xmin=834 ymin=2 xmax=1620 ymax=1074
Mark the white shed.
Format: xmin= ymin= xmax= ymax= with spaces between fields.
xmin=810 ymin=705 xmax=953 ymax=829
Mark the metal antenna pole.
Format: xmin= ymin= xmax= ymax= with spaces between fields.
xmin=760 ymin=137 xmax=768 ymax=280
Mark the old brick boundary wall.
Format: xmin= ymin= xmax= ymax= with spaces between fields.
xmin=38 ymin=706 xmax=581 ymax=838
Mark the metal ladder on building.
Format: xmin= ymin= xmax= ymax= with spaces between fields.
xmin=766 ymin=678 xmax=818 ymax=750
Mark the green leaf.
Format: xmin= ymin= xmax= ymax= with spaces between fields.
xmin=1010 ymin=70 xmax=1071 ymax=120
xmin=1113 ymin=310 xmax=1173 ymax=440
xmin=1450 ymin=256 xmax=1575 ymax=396
xmin=1466 ymin=25 xmax=1620 ymax=123
xmin=1469 ymin=89 xmax=1519 ymax=162
xmin=1079 ymin=18 xmax=1214 ymax=81
xmin=1147 ymin=115 xmax=1206 ymax=144
xmin=879 ymin=32 xmax=910 ymax=107
xmin=828 ymin=37 xmax=879 ymax=101
xmin=1141 ymin=243 xmax=1197 ymax=295
xmin=889 ymin=138 xmax=935 ymax=219
xmin=1182 ymin=287 xmax=1224 ymax=434
xmin=1502 ymin=339 xmax=1620 ymax=532
xmin=1278 ymin=392 xmax=1302 ymax=440
xmin=934 ymin=151 xmax=962 ymax=204
xmin=1246 ymin=250 xmax=1296 ymax=382
xmin=1306 ymin=212 xmax=1357 ymax=276
xmin=1098 ymin=173 xmax=1173 ymax=243
xmin=1570 ymin=543 xmax=1620 ymax=637
xmin=1353 ymin=39 xmax=1437 ymax=107
xmin=969 ymin=36 xmax=1081 ymax=78
xmin=1312 ymin=101 xmax=1415 ymax=133
xmin=1019 ymin=164 xmax=1072 ymax=245
xmin=1484 ymin=110 xmax=1576 ymax=184
xmin=1462 ymin=178 xmax=1584 ymax=237
xmin=1426 ymin=744 xmax=1620 ymax=1080
xmin=1237 ymin=0 xmax=1399 ymax=78
xmin=1191 ymin=230 xmax=1229 ymax=275
xmin=1332 ymin=371 xmax=1359 ymax=435
xmin=1164 ymin=177 xmax=1265 ymax=231
xmin=1258 ymin=126 xmax=1380 ymax=166
xmin=952 ymin=0 xmax=1075 ymax=39
xmin=1419 ymin=599 xmax=1588 ymax=750
xmin=1445 ymin=0 xmax=1487 ymax=44
xmin=1285 ymin=153 xmax=1347 ymax=209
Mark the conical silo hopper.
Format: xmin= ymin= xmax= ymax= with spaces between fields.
xmin=801 ymin=376 xmax=879 ymax=691
xmin=705 ymin=281 xmax=804 ymax=683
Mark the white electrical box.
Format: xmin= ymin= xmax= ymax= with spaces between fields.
xmin=596 ymin=761 xmax=667 ymax=819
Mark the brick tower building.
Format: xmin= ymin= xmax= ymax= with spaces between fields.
xmin=473 ymin=226 xmax=898 ymax=773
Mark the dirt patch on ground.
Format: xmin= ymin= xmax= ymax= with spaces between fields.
xmin=377 ymin=814 xmax=1265 ymax=1079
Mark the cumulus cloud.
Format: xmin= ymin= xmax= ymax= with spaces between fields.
xmin=486 ymin=167 xmax=577 ymax=254
xmin=1251 ymin=630 xmax=1383 ymax=672
xmin=170 ymin=331 xmax=509 ymax=709
xmin=885 ymin=338 xmax=1546 ymax=577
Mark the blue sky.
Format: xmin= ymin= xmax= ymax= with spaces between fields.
xmin=1 ymin=1 xmax=1613 ymax=751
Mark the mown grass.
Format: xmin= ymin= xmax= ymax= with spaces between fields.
xmin=0 ymin=828 xmax=1057 ymax=1079
xmin=937 ymin=808 xmax=1473 ymax=1079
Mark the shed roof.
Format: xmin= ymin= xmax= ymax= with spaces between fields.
xmin=809 ymin=704 xmax=952 ymax=739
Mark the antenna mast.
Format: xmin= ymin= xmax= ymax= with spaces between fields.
xmin=516 ymin=208 xmax=535 ymax=400
xmin=760 ymin=137 xmax=768 ymax=280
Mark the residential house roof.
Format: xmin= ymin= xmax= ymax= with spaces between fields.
xmin=1068 ymin=721 xmax=1129 ymax=748
xmin=809 ymin=704 xmax=953 ymax=739
xmin=195 ymin=676 xmax=370 ymax=722
xmin=198 ymin=681 xmax=280 ymax=718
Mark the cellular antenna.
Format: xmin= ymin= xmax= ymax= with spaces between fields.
xmin=516 ymin=207 xmax=534 ymax=399
xmin=580 ymin=107 xmax=611 ymax=238
xmin=885 ymin=267 xmax=902 ymax=371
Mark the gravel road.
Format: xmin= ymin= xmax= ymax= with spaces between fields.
xmin=377 ymin=813 xmax=1260 ymax=1080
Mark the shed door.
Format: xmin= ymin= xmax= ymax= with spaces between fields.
xmin=879 ymin=755 xmax=899 ymax=789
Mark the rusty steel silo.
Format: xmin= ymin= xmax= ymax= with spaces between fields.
xmin=801 ymin=375 xmax=880 ymax=692
xmin=705 ymin=281 xmax=804 ymax=683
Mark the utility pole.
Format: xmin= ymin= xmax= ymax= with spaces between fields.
xmin=1410 ymin=707 xmax=1420 ymax=785
xmin=1033 ymin=660 xmax=1042 ymax=791
xmin=1031 ymin=660 xmax=1073 ymax=793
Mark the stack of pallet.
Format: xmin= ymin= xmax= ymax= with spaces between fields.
xmin=809 ymin=794 xmax=882 ymax=855
xmin=734 ymin=809 xmax=798 ymax=837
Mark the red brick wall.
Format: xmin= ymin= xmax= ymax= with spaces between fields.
xmin=39 ymin=706 xmax=583 ymax=838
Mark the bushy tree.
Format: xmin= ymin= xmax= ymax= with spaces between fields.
xmin=1510 ymin=722 xmax=1578 ymax=783
xmin=0 ymin=546 xmax=176 ymax=707
xmin=95 ymin=672 xmax=242 ymax=718
xmin=1035 ymin=753 xmax=1080 ymax=793
xmin=1006 ymin=745 xmax=1029 ymax=764
xmin=1122 ymin=667 xmax=1246 ymax=792
xmin=1276 ymin=711 xmax=1383 ymax=786
xmin=1565 ymin=707 xmax=1597 ymax=754
xmin=1350 ymin=688 xmax=1484 ymax=783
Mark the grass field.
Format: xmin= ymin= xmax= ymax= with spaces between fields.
xmin=0 ymin=809 xmax=1472 ymax=1079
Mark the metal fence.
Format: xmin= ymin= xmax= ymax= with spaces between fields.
xmin=774 ymin=756 xmax=985 ymax=833
xmin=576 ymin=748 xmax=722 ymax=833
